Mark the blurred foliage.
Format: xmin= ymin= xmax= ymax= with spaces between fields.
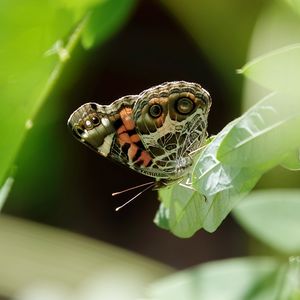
xmin=0 ymin=215 xmax=171 ymax=299
xmin=1 ymin=0 xmax=300 ymax=299
xmin=234 ymin=190 xmax=300 ymax=254
xmin=160 ymin=0 xmax=264 ymax=102
xmin=147 ymin=257 xmax=282 ymax=300
xmin=148 ymin=256 xmax=300 ymax=300
xmin=0 ymin=0 xmax=135 ymax=189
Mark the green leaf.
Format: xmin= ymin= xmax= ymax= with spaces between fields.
xmin=239 ymin=44 xmax=300 ymax=96
xmin=155 ymin=180 xmax=206 ymax=238
xmin=233 ymin=189 xmax=300 ymax=253
xmin=154 ymin=189 xmax=171 ymax=231
xmin=155 ymin=138 xmax=217 ymax=237
xmin=0 ymin=1 xmax=83 ymax=187
xmin=157 ymin=91 xmax=300 ymax=236
xmin=157 ymin=120 xmax=262 ymax=236
xmin=217 ymin=92 xmax=300 ymax=169
xmin=82 ymin=0 xmax=136 ymax=49
xmin=192 ymin=120 xmax=262 ymax=232
xmin=147 ymin=257 xmax=280 ymax=300
xmin=0 ymin=0 xmax=135 ymax=203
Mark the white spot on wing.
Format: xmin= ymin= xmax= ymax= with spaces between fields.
xmin=98 ymin=134 xmax=113 ymax=157
xmin=101 ymin=117 xmax=110 ymax=127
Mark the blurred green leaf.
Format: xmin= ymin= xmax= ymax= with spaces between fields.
xmin=1 ymin=0 xmax=80 ymax=188
xmin=241 ymin=1 xmax=300 ymax=111
xmin=239 ymin=44 xmax=300 ymax=96
xmin=234 ymin=189 xmax=300 ymax=253
xmin=0 ymin=0 xmax=135 ymax=201
xmin=284 ymin=0 xmax=300 ymax=17
xmin=147 ymin=257 xmax=281 ymax=300
xmin=0 ymin=215 xmax=172 ymax=298
xmin=278 ymin=257 xmax=300 ymax=300
xmin=82 ymin=0 xmax=136 ymax=49
xmin=160 ymin=0 xmax=263 ymax=101
xmin=281 ymin=149 xmax=300 ymax=170
xmin=217 ymin=92 xmax=300 ymax=169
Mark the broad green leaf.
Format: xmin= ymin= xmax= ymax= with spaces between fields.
xmin=0 ymin=0 xmax=83 ymax=187
xmin=281 ymin=149 xmax=300 ymax=170
xmin=233 ymin=189 xmax=300 ymax=254
xmin=192 ymin=120 xmax=262 ymax=232
xmin=239 ymin=44 xmax=300 ymax=96
xmin=155 ymin=180 xmax=206 ymax=238
xmin=154 ymin=187 xmax=172 ymax=231
xmin=155 ymin=137 xmax=217 ymax=237
xmin=217 ymin=92 xmax=300 ymax=169
xmin=157 ymin=119 xmax=262 ymax=236
xmin=147 ymin=257 xmax=280 ymax=300
xmin=157 ymin=92 xmax=300 ymax=236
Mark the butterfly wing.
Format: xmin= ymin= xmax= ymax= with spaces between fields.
xmin=67 ymin=95 xmax=142 ymax=168
xmin=67 ymin=81 xmax=212 ymax=183
xmin=132 ymin=81 xmax=211 ymax=181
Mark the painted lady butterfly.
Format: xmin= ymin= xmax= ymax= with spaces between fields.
xmin=67 ymin=81 xmax=212 ymax=188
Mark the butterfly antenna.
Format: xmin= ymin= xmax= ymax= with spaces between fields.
xmin=115 ymin=182 xmax=155 ymax=211
xmin=112 ymin=181 xmax=154 ymax=196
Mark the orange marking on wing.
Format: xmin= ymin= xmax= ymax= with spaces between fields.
xmin=120 ymin=108 xmax=135 ymax=130
xmin=128 ymin=144 xmax=138 ymax=161
xmin=137 ymin=151 xmax=152 ymax=167
xmin=117 ymin=125 xmax=126 ymax=134
xmin=117 ymin=108 xmax=152 ymax=166
xmin=119 ymin=134 xmax=131 ymax=145
xmin=117 ymin=125 xmax=131 ymax=144
xmin=130 ymin=134 xmax=140 ymax=143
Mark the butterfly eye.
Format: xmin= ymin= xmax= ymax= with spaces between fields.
xmin=149 ymin=104 xmax=162 ymax=118
xmin=91 ymin=115 xmax=100 ymax=125
xmin=176 ymin=97 xmax=195 ymax=115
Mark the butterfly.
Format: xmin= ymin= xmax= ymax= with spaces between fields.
xmin=67 ymin=81 xmax=212 ymax=191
